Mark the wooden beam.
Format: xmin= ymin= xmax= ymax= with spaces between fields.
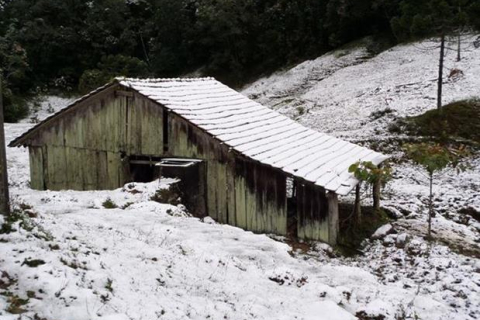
xmin=327 ymin=191 xmax=339 ymax=245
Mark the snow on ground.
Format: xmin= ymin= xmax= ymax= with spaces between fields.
xmin=1 ymin=37 xmax=480 ymax=319
xmin=1 ymin=121 xmax=479 ymax=320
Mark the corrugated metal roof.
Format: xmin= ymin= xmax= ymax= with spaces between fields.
xmin=119 ymin=77 xmax=388 ymax=195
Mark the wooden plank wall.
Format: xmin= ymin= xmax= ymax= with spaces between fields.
xmin=28 ymin=87 xmax=163 ymax=191
xmin=167 ymin=115 xmax=288 ymax=235
xmin=296 ymin=181 xmax=330 ymax=242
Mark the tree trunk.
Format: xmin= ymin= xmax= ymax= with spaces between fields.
xmin=437 ymin=32 xmax=445 ymax=111
xmin=0 ymin=77 xmax=10 ymax=216
xmin=427 ymin=173 xmax=433 ymax=240
xmin=457 ymin=33 xmax=461 ymax=62
xmin=373 ymin=178 xmax=381 ymax=212
xmin=354 ymin=184 xmax=361 ymax=224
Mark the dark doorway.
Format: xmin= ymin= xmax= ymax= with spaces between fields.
xmin=157 ymin=158 xmax=207 ymax=218
xmin=129 ymin=156 xmax=163 ymax=182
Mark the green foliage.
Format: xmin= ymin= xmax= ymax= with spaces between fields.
xmin=391 ymin=0 xmax=477 ymax=40
xmin=102 ymin=198 xmax=118 ymax=209
xmin=150 ymin=185 xmax=182 ymax=206
xmin=79 ymin=55 xmax=149 ymax=93
xmin=21 ymin=258 xmax=46 ymax=268
xmin=78 ymin=70 xmax=108 ymax=94
xmin=0 ymin=35 xmax=31 ymax=122
xmin=404 ymin=143 xmax=468 ymax=174
xmin=0 ymin=208 xmax=34 ymax=234
xmin=1 ymin=0 xmax=479 ymax=121
xmin=401 ymin=99 xmax=480 ymax=143
xmin=348 ymin=161 xmax=392 ymax=184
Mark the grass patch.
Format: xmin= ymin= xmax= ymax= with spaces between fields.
xmin=105 ymin=278 xmax=113 ymax=293
xmin=102 ymin=198 xmax=118 ymax=209
xmin=21 ymin=259 xmax=46 ymax=268
xmin=336 ymin=203 xmax=391 ymax=257
xmin=150 ymin=184 xmax=183 ymax=206
xmin=0 ymin=208 xmax=34 ymax=234
xmin=397 ymin=99 xmax=480 ymax=143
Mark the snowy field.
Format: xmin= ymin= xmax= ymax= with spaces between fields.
xmin=1 ymin=38 xmax=480 ymax=320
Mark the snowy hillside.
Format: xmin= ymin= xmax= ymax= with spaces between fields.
xmin=1 ymin=38 xmax=480 ymax=320
xmin=243 ymin=36 xmax=480 ymax=140
xmin=243 ymin=36 xmax=480 ymax=253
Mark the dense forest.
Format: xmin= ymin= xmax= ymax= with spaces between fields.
xmin=1 ymin=0 xmax=479 ymax=122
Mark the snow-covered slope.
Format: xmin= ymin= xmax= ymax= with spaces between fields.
xmin=243 ymin=36 xmax=480 ymax=140
xmin=1 ymin=121 xmax=479 ymax=320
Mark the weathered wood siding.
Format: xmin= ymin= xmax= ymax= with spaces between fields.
xmin=296 ymin=181 xmax=330 ymax=242
xmin=27 ymin=86 xmax=164 ymax=190
xmin=25 ymin=85 xmax=338 ymax=240
xmin=166 ymin=113 xmax=288 ymax=235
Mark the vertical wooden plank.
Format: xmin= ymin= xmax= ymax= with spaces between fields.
xmin=42 ymin=146 xmax=49 ymax=190
xmin=327 ymin=192 xmax=339 ymax=245
xmin=106 ymin=152 xmax=122 ymax=189
xmin=29 ymin=147 xmax=44 ymax=190
xmin=235 ymin=175 xmax=247 ymax=229
xmin=277 ymin=171 xmax=288 ymax=235
xmin=245 ymin=162 xmax=257 ymax=232
xmin=226 ymin=158 xmax=236 ymax=226
xmin=206 ymin=161 xmax=218 ymax=220
xmin=255 ymin=164 xmax=266 ymax=233
xmin=216 ymin=162 xmax=228 ymax=223
xmin=83 ymin=149 xmax=97 ymax=190
xmin=96 ymin=151 xmax=108 ymax=189
xmin=234 ymin=159 xmax=247 ymax=229
xmin=296 ymin=182 xmax=305 ymax=239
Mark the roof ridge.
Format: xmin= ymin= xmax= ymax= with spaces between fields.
xmin=116 ymin=77 xmax=216 ymax=82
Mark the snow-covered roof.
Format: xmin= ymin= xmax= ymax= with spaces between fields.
xmin=10 ymin=77 xmax=388 ymax=195
xmin=119 ymin=78 xmax=388 ymax=195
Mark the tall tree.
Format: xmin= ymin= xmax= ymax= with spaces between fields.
xmin=0 ymin=76 xmax=10 ymax=215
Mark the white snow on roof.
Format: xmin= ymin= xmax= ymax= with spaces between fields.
xmin=119 ymin=77 xmax=388 ymax=195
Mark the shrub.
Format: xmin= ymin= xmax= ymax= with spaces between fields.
xmin=78 ymin=69 xmax=109 ymax=94
xmin=102 ymin=198 xmax=118 ymax=209
xmin=402 ymin=99 xmax=480 ymax=142
xmin=370 ymin=107 xmax=394 ymax=120
xmin=150 ymin=184 xmax=182 ymax=206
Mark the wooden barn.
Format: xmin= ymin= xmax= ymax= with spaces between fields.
xmin=9 ymin=78 xmax=387 ymax=244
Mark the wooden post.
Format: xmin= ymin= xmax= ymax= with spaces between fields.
xmin=354 ymin=184 xmax=361 ymax=224
xmin=373 ymin=178 xmax=381 ymax=212
xmin=437 ymin=32 xmax=445 ymax=110
xmin=0 ymin=76 xmax=10 ymax=215
xmin=428 ymin=172 xmax=433 ymax=239
xmin=327 ymin=191 xmax=339 ymax=245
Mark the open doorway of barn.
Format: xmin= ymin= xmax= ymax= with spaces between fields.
xmin=129 ymin=155 xmax=163 ymax=182
xmin=156 ymin=158 xmax=207 ymax=218
xmin=286 ymin=177 xmax=298 ymax=238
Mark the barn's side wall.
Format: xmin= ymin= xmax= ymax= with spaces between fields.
xmin=166 ymin=113 xmax=288 ymax=235
xmin=26 ymin=86 xmax=164 ymax=190
xmin=296 ymin=181 xmax=331 ymax=243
